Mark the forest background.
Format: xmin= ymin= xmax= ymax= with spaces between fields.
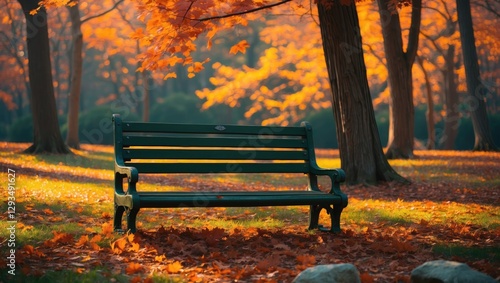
xmin=0 ymin=0 xmax=499 ymax=150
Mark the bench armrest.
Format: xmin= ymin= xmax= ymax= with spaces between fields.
xmin=115 ymin=163 xmax=138 ymax=183
xmin=312 ymin=168 xmax=345 ymax=183
xmin=310 ymin=167 xmax=348 ymax=207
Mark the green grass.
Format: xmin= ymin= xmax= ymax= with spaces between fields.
xmin=0 ymin=268 xmax=129 ymax=283
xmin=0 ymin=269 xmax=186 ymax=283
xmin=432 ymin=244 xmax=500 ymax=262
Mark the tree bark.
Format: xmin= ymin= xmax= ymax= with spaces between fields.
xmin=440 ymin=44 xmax=460 ymax=149
xmin=376 ymin=0 xmax=422 ymax=159
xmin=456 ymin=0 xmax=498 ymax=151
xmin=416 ymin=56 xmax=435 ymax=149
xmin=18 ymin=0 xmax=70 ymax=154
xmin=142 ymin=70 xmax=150 ymax=122
xmin=317 ymin=0 xmax=407 ymax=184
xmin=66 ymin=3 xmax=83 ymax=149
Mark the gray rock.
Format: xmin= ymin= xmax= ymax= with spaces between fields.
xmin=292 ymin=263 xmax=361 ymax=283
xmin=411 ymin=260 xmax=497 ymax=283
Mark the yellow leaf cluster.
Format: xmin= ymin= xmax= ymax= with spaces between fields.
xmin=196 ymin=10 xmax=331 ymax=126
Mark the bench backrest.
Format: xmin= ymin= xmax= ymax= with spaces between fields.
xmin=112 ymin=114 xmax=320 ymax=174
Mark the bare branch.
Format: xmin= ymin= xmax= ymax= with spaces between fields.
xmin=363 ymin=42 xmax=387 ymax=67
xmin=473 ymin=0 xmax=500 ymax=17
xmin=189 ymin=0 xmax=292 ymax=22
xmin=420 ymin=31 xmax=445 ymax=56
xmin=422 ymin=5 xmax=447 ymax=18
xmin=81 ymin=0 xmax=125 ymax=24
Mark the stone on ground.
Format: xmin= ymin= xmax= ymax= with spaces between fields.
xmin=411 ymin=260 xmax=497 ymax=283
xmin=292 ymin=263 xmax=361 ymax=283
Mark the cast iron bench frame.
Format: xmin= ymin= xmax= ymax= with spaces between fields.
xmin=112 ymin=114 xmax=348 ymax=233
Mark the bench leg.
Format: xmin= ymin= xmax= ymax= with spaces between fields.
xmin=114 ymin=204 xmax=125 ymax=232
xmin=308 ymin=204 xmax=321 ymax=230
xmin=329 ymin=204 xmax=343 ymax=234
xmin=309 ymin=204 xmax=343 ymax=233
xmin=126 ymin=207 xmax=140 ymax=234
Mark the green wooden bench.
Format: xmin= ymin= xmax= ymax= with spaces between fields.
xmin=112 ymin=114 xmax=347 ymax=233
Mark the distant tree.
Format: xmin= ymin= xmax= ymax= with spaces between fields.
xmin=441 ymin=44 xmax=460 ymax=149
xmin=416 ymin=55 xmax=435 ymax=149
xmin=66 ymin=3 xmax=83 ymax=149
xmin=17 ymin=0 xmax=70 ymax=154
xmin=419 ymin=0 xmax=460 ymax=150
xmin=456 ymin=0 xmax=498 ymax=151
xmin=66 ymin=0 xmax=124 ymax=149
xmin=376 ymin=0 xmax=422 ymax=159
xmin=0 ymin=0 xmax=31 ymax=120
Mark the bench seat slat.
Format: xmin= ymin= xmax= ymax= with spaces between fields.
xmin=135 ymin=191 xmax=340 ymax=208
xmin=123 ymin=122 xmax=306 ymax=136
xmin=122 ymin=136 xmax=307 ymax=148
xmin=123 ymin=149 xmax=308 ymax=160
xmin=125 ymin=162 xmax=310 ymax=174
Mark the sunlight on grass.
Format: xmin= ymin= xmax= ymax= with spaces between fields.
xmin=192 ymin=217 xmax=285 ymax=230
xmin=316 ymin=157 xmax=341 ymax=169
xmin=344 ymin=198 xmax=500 ymax=229
xmin=135 ymin=206 xmax=308 ymax=231
xmin=13 ymin=223 xmax=83 ymax=246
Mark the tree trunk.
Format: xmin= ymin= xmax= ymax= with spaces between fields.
xmin=18 ymin=0 xmax=70 ymax=154
xmin=66 ymin=3 xmax=83 ymax=149
xmin=416 ymin=56 xmax=435 ymax=149
xmin=456 ymin=0 xmax=498 ymax=151
xmin=376 ymin=0 xmax=421 ymax=159
xmin=317 ymin=0 xmax=407 ymax=184
xmin=142 ymin=70 xmax=150 ymax=122
xmin=440 ymin=44 xmax=460 ymax=149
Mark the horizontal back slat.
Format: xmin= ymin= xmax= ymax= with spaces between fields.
xmin=123 ymin=149 xmax=308 ymax=160
xmin=122 ymin=122 xmax=306 ymax=136
xmin=122 ymin=136 xmax=307 ymax=148
xmin=124 ymin=162 xmax=310 ymax=174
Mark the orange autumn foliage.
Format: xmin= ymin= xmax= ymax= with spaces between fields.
xmin=2 ymin=0 xmax=498 ymax=128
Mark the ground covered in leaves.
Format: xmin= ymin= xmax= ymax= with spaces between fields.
xmin=0 ymin=143 xmax=499 ymax=282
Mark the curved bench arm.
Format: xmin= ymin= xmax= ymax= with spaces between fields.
xmin=309 ymin=167 xmax=348 ymax=208
xmin=115 ymin=163 xmax=139 ymax=194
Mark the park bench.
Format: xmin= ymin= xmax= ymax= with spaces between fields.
xmin=112 ymin=114 xmax=348 ymax=233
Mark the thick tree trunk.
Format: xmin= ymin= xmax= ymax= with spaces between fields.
xmin=440 ymin=45 xmax=460 ymax=149
xmin=376 ymin=0 xmax=421 ymax=159
xmin=416 ymin=56 xmax=435 ymax=149
xmin=317 ymin=0 xmax=407 ymax=184
xmin=456 ymin=0 xmax=498 ymax=151
xmin=66 ymin=3 xmax=83 ymax=149
xmin=18 ymin=0 xmax=70 ymax=154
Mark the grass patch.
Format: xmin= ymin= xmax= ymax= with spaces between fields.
xmin=344 ymin=198 xmax=500 ymax=229
xmin=432 ymin=244 xmax=500 ymax=262
xmin=133 ymin=206 xmax=309 ymax=231
xmin=11 ymin=223 xmax=84 ymax=246
xmin=0 ymin=268 xmax=129 ymax=283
